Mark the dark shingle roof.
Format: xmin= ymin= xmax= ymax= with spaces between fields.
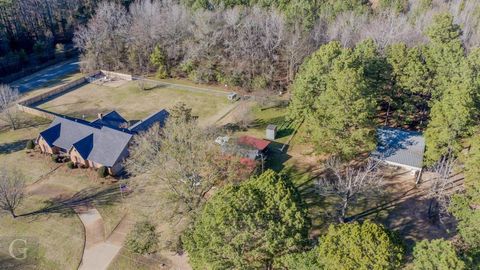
xmin=87 ymin=127 xmax=132 ymax=167
xmin=39 ymin=109 xmax=167 ymax=168
xmin=39 ymin=123 xmax=61 ymax=146
xmin=44 ymin=117 xmax=100 ymax=151
xmin=72 ymin=134 xmax=94 ymax=159
xmin=91 ymin=111 xmax=128 ymax=129
xmin=129 ymin=109 xmax=169 ymax=133
xmin=372 ymin=127 xmax=425 ymax=169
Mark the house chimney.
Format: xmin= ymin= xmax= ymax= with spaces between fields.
xmin=98 ymin=113 xmax=103 ymax=119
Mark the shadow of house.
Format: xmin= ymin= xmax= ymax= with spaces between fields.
xmin=19 ymin=185 xmax=122 ymax=217
xmin=0 ymin=139 xmax=29 ymax=154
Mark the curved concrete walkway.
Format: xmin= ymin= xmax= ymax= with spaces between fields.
xmin=75 ymin=206 xmax=132 ymax=270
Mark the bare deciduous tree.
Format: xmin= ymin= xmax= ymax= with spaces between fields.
xmin=0 ymin=84 xmax=20 ymax=130
xmin=0 ymin=167 xmax=26 ymax=218
xmin=427 ymin=154 xmax=457 ymax=223
xmin=73 ymin=1 xmax=130 ymax=72
xmin=317 ymin=157 xmax=384 ymax=222
xmin=125 ymin=114 xmax=249 ymax=236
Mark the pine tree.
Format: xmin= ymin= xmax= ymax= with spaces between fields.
xmin=317 ymin=220 xmax=404 ymax=270
xmin=450 ymin=134 xmax=480 ymax=248
xmin=424 ymin=63 xmax=476 ymax=164
xmin=149 ymin=45 xmax=168 ymax=79
xmin=412 ymin=239 xmax=465 ymax=270
xmin=288 ymin=41 xmax=343 ymax=120
xmin=424 ymin=13 xmax=465 ymax=100
xmin=184 ymin=170 xmax=311 ymax=270
xmin=289 ymin=41 xmax=377 ymax=159
xmin=386 ymin=43 xmax=431 ymax=127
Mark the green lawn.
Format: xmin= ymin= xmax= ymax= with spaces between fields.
xmin=0 ymin=207 xmax=84 ymax=269
xmin=37 ymin=80 xmax=231 ymax=126
xmin=239 ymin=105 xmax=294 ymax=143
xmin=0 ymin=115 xmax=53 ymax=184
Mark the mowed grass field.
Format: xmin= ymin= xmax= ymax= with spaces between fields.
xmin=37 ymin=80 xmax=233 ymax=126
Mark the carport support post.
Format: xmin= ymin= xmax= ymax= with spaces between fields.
xmin=415 ymin=169 xmax=423 ymax=185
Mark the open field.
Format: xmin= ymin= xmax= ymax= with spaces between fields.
xmin=36 ymin=80 xmax=233 ymax=126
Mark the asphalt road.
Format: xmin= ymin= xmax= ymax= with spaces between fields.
xmin=12 ymin=58 xmax=80 ymax=93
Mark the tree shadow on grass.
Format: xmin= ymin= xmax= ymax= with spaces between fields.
xmin=19 ymin=185 xmax=122 ymax=218
xmin=0 ymin=139 xmax=29 ymax=154
xmin=281 ymin=166 xmax=330 ymax=234
xmin=265 ymin=143 xmax=291 ymax=172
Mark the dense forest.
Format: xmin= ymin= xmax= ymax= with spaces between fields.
xmin=72 ymin=0 xmax=480 ymax=90
xmin=0 ymin=0 xmax=134 ymax=77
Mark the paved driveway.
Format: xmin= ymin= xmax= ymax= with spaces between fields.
xmin=12 ymin=58 xmax=80 ymax=93
xmin=75 ymin=206 xmax=133 ymax=270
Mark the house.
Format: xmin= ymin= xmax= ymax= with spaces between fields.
xmin=37 ymin=109 xmax=169 ymax=176
xmin=371 ymin=127 xmax=425 ymax=175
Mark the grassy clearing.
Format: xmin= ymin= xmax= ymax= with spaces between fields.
xmin=239 ymin=105 xmax=294 ymax=143
xmin=107 ymin=248 xmax=172 ymax=270
xmin=0 ymin=190 xmax=84 ymax=269
xmin=0 ymin=116 xmax=54 ymax=184
xmin=147 ymin=77 xmax=232 ymax=93
xmin=37 ymin=80 xmax=230 ymax=125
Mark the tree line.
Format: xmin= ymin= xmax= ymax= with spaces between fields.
xmin=289 ymin=13 xmax=479 ymax=165
xmin=74 ymin=0 xmax=480 ymax=92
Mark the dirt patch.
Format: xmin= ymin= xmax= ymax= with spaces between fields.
xmin=101 ymin=79 xmax=129 ymax=88
xmin=373 ymin=168 xmax=460 ymax=246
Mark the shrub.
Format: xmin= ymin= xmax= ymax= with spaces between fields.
xmin=97 ymin=166 xmax=107 ymax=178
xmin=25 ymin=140 xmax=35 ymax=150
xmin=55 ymin=43 xmax=65 ymax=53
xmin=251 ymin=75 xmax=268 ymax=91
xmin=179 ymin=60 xmax=195 ymax=75
xmin=125 ymin=220 xmax=159 ymax=255
xmin=150 ymin=45 xmax=168 ymax=79
xmin=216 ymin=71 xmax=243 ymax=87
xmin=51 ymin=154 xmax=58 ymax=163
xmin=18 ymin=49 xmax=28 ymax=63
xmin=66 ymin=161 xmax=75 ymax=169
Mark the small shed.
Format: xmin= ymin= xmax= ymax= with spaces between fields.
xmin=266 ymin=124 xmax=277 ymax=140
